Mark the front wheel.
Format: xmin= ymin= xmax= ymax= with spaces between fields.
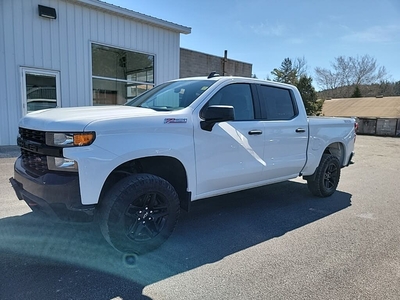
xmin=306 ymin=154 xmax=341 ymax=197
xmin=98 ymin=173 xmax=180 ymax=254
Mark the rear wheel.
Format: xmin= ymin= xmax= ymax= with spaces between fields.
xmin=306 ymin=154 xmax=341 ymax=197
xmin=99 ymin=173 xmax=180 ymax=254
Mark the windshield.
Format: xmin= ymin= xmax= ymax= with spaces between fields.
xmin=125 ymin=80 xmax=216 ymax=111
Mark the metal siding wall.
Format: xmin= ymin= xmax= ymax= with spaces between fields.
xmin=156 ymin=29 xmax=180 ymax=84
xmin=1 ymin=0 xmax=182 ymax=145
xmin=0 ymin=0 xmax=9 ymax=145
xmin=1 ymin=0 xmax=24 ymax=145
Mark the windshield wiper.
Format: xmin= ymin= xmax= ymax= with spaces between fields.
xmin=148 ymin=106 xmax=175 ymax=111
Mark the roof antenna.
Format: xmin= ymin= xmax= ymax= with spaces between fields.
xmin=208 ymin=71 xmax=220 ymax=79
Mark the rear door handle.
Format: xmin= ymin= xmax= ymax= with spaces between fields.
xmin=248 ymin=130 xmax=263 ymax=135
xmin=295 ymin=128 xmax=306 ymax=133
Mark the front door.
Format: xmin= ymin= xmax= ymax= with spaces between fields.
xmin=194 ymin=83 xmax=266 ymax=198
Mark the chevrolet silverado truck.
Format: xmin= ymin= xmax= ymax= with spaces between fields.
xmin=10 ymin=75 xmax=356 ymax=254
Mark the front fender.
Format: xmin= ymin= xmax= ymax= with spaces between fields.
xmin=64 ymin=130 xmax=195 ymax=205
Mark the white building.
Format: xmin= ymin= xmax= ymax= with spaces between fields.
xmin=0 ymin=0 xmax=190 ymax=145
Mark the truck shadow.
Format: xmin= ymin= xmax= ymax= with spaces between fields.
xmin=0 ymin=180 xmax=351 ymax=299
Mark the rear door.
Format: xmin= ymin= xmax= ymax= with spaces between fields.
xmin=256 ymin=84 xmax=308 ymax=179
xmin=194 ymin=83 xmax=266 ymax=197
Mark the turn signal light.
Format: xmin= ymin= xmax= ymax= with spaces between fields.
xmin=73 ymin=133 xmax=95 ymax=146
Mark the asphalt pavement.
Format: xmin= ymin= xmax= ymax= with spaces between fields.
xmin=1 ymin=136 xmax=400 ymax=300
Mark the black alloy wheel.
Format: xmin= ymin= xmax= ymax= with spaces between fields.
xmin=124 ymin=192 xmax=169 ymax=242
xmin=323 ymin=160 xmax=339 ymax=191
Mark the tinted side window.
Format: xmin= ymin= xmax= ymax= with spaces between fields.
xmin=259 ymin=85 xmax=296 ymax=120
xmin=203 ymin=84 xmax=255 ymax=120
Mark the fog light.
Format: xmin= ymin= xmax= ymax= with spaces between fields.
xmin=47 ymin=157 xmax=78 ymax=172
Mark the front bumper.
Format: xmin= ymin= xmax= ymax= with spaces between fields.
xmin=10 ymin=156 xmax=95 ymax=222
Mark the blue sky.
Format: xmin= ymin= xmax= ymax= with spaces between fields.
xmin=105 ymin=0 xmax=400 ymax=88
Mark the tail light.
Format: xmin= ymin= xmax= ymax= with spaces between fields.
xmin=354 ymin=121 xmax=358 ymax=142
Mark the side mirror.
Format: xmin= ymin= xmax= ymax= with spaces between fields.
xmin=200 ymin=105 xmax=235 ymax=131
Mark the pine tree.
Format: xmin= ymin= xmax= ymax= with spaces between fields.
xmin=351 ymin=86 xmax=362 ymax=98
xmin=271 ymin=58 xmax=298 ymax=85
xmin=296 ymin=76 xmax=324 ymax=116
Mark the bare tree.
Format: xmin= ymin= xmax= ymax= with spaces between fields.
xmin=293 ymin=56 xmax=308 ymax=78
xmin=334 ymin=56 xmax=354 ymax=86
xmin=314 ymin=55 xmax=388 ymax=97
xmin=315 ymin=67 xmax=340 ymax=91
xmin=351 ymin=55 xmax=387 ymax=85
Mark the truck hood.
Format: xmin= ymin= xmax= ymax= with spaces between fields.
xmin=19 ymin=106 xmax=161 ymax=131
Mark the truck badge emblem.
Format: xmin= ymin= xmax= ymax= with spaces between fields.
xmin=164 ymin=118 xmax=187 ymax=124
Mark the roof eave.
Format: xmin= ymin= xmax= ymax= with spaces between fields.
xmin=68 ymin=0 xmax=191 ymax=34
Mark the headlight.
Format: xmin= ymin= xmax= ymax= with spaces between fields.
xmin=46 ymin=132 xmax=95 ymax=147
xmin=47 ymin=157 xmax=78 ymax=172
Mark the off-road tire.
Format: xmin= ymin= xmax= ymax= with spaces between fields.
xmin=99 ymin=173 xmax=180 ymax=254
xmin=306 ymin=154 xmax=341 ymax=197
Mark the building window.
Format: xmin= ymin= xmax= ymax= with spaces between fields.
xmin=92 ymin=44 xmax=155 ymax=105
xmin=21 ymin=68 xmax=60 ymax=115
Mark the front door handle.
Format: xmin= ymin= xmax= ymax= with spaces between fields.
xmin=248 ymin=130 xmax=263 ymax=135
xmin=295 ymin=128 xmax=306 ymax=133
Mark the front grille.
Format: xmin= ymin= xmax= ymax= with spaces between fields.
xmin=21 ymin=149 xmax=48 ymax=174
xmin=19 ymin=128 xmax=46 ymax=144
xmin=19 ymin=128 xmax=48 ymax=175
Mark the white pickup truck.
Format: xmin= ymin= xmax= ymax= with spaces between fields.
xmin=10 ymin=75 xmax=356 ymax=254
